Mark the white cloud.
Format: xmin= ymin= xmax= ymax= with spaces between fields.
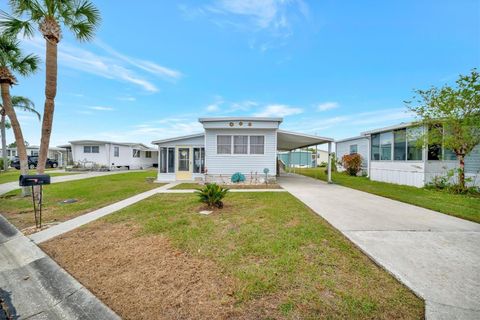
xmin=206 ymin=103 xmax=220 ymax=112
xmin=285 ymin=108 xmax=414 ymax=134
xmin=21 ymin=36 xmax=182 ymax=93
xmin=317 ymin=102 xmax=339 ymax=112
xmin=182 ymin=0 xmax=309 ymax=51
xmin=254 ymin=104 xmax=303 ymax=117
xmin=88 ymin=106 xmax=114 ymax=111
xmin=116 ymin=96 xmax=136 ymax=102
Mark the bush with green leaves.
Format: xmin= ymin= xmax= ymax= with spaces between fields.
xmin=231 ymin=172 xmax=246 ymax=183
xmin=341 ymin=153 xmax=362 ymax=176
xmin=196 ymin=183 xmax=229 ymax=208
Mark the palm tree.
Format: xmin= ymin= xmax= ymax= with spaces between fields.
xmin=0 ymin=34 xmax=39 ymax=196
xmin=1 ymin=0 xmax=101 ymax=174
xmin=1 ymin=96 xmax=39 ymax=172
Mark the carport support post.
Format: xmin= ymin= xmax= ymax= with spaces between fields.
xmin=327 ymin=142 xmax=332 ymax=183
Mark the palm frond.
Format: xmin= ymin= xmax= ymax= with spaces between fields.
xmin=13 ymin=53 xmax=41 ymax=76
xmin=11 ymin=96 xmax=40 ymax=120
xmin=0 ymin=10 xmax=35 ymax=38
xmin=63 ymin=0 xmax=100 ymax=41
xmin=9 ymin=0 xmax=45 ymax=20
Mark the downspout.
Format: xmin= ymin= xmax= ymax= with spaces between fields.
xmin=367 ymin=135 xmax=371 ymax=178
xmin=327 ymin=142 xmax=332 ymax=183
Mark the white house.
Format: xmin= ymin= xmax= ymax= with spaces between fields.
xmin=152 ymin=117 xmax=334 ymax=183
xmin=335 ymin=136 xmax=369 ymax=173
xmin=65 ymin=140 xmax=158 ymax=170
xmin=337 ymin=122 xmax=480 ymax=187
xmin=7 ymin=145 xmax=68 ymax=167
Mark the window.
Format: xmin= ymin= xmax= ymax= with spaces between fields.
xmin=407 ymin=127 xmax=423 ymax=161
xmin=394 ymin=129 xmax=406 ymax=160
xmin=160 ymin=148 xmax=167 ymax=173
xmin=193 ymin=147 xmax=205 ymax=173
xmin=444 ymin=149 xmax=457 ymax=160
xmin=133 ymin=149 xmax=140 ymax=158
xmin=349 ymin=144 xmax=358 ymax=154
xmin=371 ymin=134 xmax=380 ymax=160
xmin=217 ymin=135 xmax=232 ymax=154
xmin=160 ymin=148 xmax=176 ymax=173
xmin=145 ymin=151 xmax=152 ymax=158
xmin=250 ymin=136 xmax=264 ymax=154
xmin=83 ymin=146 xmax=99 ymax=153
xmin=114 ymin=146 xmax=119 ymax=157
xmin=234 ymin=135 xmax=248 ymax=154
xmin=7 ymin=150 xmax=10 ymax=156
xmin=178 ymin=148 xmax=190 ymax=171
xmin=168 ymin=148 xmax=175 ymax=173
xmin=380 ymin=132 xmax=392 ymax=160
xmin=31 ymin=151 xmax=39 ymax=156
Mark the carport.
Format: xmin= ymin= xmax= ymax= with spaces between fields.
xmin=276 ymin=130 xmax=334 ymax=183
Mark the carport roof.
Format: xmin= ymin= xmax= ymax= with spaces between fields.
xmin=277 ymin=130 xmax=333 ymax=151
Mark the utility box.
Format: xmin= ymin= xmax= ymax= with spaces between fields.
xmin=19 ymin=174 xmax=51 ymax=187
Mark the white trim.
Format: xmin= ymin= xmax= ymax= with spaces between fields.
xmin=152 ymin=133 xmax=204 ymax=145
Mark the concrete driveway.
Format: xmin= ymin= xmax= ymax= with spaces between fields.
xmin=278 ymin=173 xmax=480 ymax=320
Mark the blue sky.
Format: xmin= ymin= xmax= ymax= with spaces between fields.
xmin=3 ymin=0 xmax=479 ymax=148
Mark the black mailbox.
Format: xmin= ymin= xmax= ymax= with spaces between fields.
xmin=19 ymin=174 xmax=51 ymax=187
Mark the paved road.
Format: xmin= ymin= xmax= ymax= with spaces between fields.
xmin=0 ymin=170 xmax=146 ymax=196
xmin=0 ymin=215 xmax=119 ymax=319
xmin=278 ymin=173 xmax=480 ymax=320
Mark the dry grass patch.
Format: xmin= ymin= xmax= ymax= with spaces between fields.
xmin=41 ymin=192 xmax=424 ymax=320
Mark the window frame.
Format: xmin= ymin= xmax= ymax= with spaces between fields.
xmin=114 ymin=146 xmax=119 ymax=157
xmin=249 ymin=135 xmax=265 ymax=155
xmin=145 ymin=151 xmax=152 ymax=158
xmin=349 ymin=144 xmax=358 ymax=155
xmin=132 ymin=149 xmax=141 ymax=158
xmin=217 ymin=135 xmax=232 ymax=154
xmin=233 ymin=135 xmax=248 ymax=154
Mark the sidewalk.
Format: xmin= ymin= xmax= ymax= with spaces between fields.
xmin=0 ymin=215 xmax=120 ymax=319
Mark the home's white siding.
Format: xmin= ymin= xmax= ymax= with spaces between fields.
xmin=71 ymin=142 xmax=157 ymax=170
xmin=71 ymin=144 xmax=108 ymax=165
xmin=204 ymin=128 xmax=277 ymax=180
xmin=370 ymin=161 xmax=425 ymax=187
xmin=336 ymin=137 xmax=369 ymax=172
xmin=155 ymin=135 xmax=205 ymax=147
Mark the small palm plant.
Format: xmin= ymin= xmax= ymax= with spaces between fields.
xmin=196 ymin=183 xmax=228 ymax=209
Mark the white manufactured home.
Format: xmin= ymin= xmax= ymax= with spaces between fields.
xmin=7 ymin=145 xmax=68 ymax=166
xmin=65 ymin=140 xmax=158 ymax=170
xmin=335 ymin=136 xmax=369 ymax=173
xmin=152 ymin=117 xmax=334 ymax=183
xmin=336 ymin=122 xmax=480 ymax=187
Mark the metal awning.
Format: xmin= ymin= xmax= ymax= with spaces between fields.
xmin=277 ymin=130 xmax=333 ymax=151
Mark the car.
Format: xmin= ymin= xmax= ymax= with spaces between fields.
xmin=12 ymin=156 xmax=58 ymax=170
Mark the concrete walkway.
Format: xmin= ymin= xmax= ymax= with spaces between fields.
xmin=0 ymin=170 xmax=148 ymax=196
xmin=278 ymin=173 xmax=480 ymax=320
xmin=0 ymin=215 xmax=119 ymax=319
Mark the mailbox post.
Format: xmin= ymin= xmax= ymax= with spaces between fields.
xmin=19 ymin=175 xmax=51 ymax=228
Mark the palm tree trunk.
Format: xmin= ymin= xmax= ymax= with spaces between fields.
xmin=1 ymin=112 xmax=7 ymax=171
xmin=37 ymin=40 xmax=57 ymax=174
xmin=0 ymin=82 xmax=30 ymax=196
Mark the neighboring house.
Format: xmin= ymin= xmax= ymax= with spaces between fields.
xmin=6 ymin=145 xmax=68 ymax=167
xmin=316 ymin=149 xmax=329 ymax=165
xmin=152 ymin=117 xmax=334 ymax=182
xmin=278 ymin=150 xmax=315 ymax=168
xmin=66 ymin=140 xmax=158 ymax=170
xmin=338 ymin=122 xmax=480 ymax=187
xmin=335 ymin=136 xmax=369 ymax=173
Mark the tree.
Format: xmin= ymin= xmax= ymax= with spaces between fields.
xmin=1 ymin=0 xmax=101 ymax=174
xmin=1 ymin=96 xmax=39 ymax=171
xmin=0 ymin=34 xmax=39 ymax=195
xmin=406 ymin=68 xmax=480 ymax=190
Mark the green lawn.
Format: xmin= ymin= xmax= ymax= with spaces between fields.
xmin=91 ymin=192 xmax=423 ymax=319
xmin=0 ymin=169 xmax=79 ymax=184
xmin=293 ymin=167 xmax=480 ymax=224
xmin=0 ymin=171 xmax=162 ymax=229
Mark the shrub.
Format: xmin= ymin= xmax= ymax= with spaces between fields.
xmin=231 ymin=172 xmax=246 ymax=183
xmin=196 ymin=183 xmax=229 ymax=208
xmin=341 ymin=153 xmax=362 ymax=176
xmin=0 ymin=158 xmax=9 ymax=170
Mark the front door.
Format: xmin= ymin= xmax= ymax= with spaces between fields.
xmin=176 ymin=147 xmax=192 ymax=180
